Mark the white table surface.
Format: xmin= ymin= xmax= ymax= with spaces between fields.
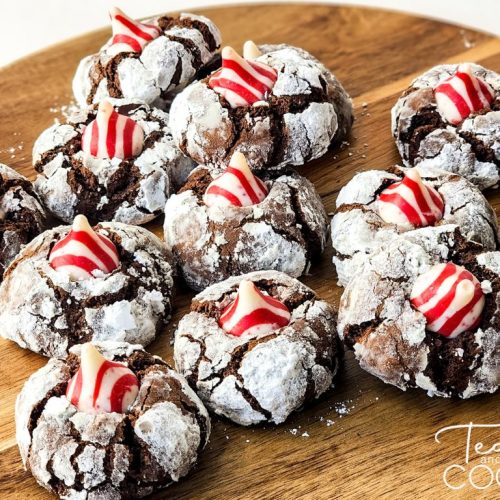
xmin=1 ymin=0 xmax=499 ymax=68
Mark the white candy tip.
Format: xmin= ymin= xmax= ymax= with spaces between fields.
xmin=406 ymin=168 xmax=422 ymax=182
xmin=73 ymin=214 xmax=93 ymax=232
xmin=243 ymin=40 xmax=262 ymax=60
xmin=230 ymin=151 xmax=250 ymax=172
xmin=80 ymin=343 xmax=104 ymax=368
xmin=222 ymin=46 xmax=239 ymax=59
xmin=238 ymin=279 xmax=254 ymax=294
xmin=98 ymin=100 xmax=114 ymax=116
xmin=236 ymin=280 xmax=262 ymax=308
xmin=458 ymin=63 xmax=472 ymax=74
xmin=109 ymin=6 xmax=124 ymax=17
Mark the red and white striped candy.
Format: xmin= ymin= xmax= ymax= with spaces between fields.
xmin=209 ymin=44 xmax=278 ymax=107
xmin=203 ymin=151 xmax=268 ymax=207
xmin=107 ymin=7 xmax=161 ymax=56
xmin=49 ymin=215 xmax=120 ymax=281
xmin=410 ymin=263 xmax=485 ymax=338
xmin=81 ymin=101 xmax=144 ymax=160
xmin=219 ymin=280 xmax=291 ymax=337
xmin=378 ymin=168 xmax=444 ymax=227
xmin=434 ymin=64 xmax=494 ymax=125
xmin=66 ymin=343 xmax=139 ymax=414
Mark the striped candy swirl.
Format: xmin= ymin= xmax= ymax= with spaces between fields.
xmin=107 ymin=7 xmax=161 ymax=56
xmin=81 ymin=101 xmax=144 ymax=160
xmin=209 ymin=43 xmax=278 ymax=108
xmin=410 ymin=263 xmax=485 ymax=338
xmin=435 ymin=64 xmax=494 ymax=125
xmin=66 ymin=343 xmax=139 ymax=414
xmin=203 ymin=151 xmax=268 ymax=207
xmin=378 ymin=168 xmax=444 ymax=227
xmin=49 ymin=215 xmax=120 ymax=281
xmin=219 ymin=280 xmax=291 ymax=337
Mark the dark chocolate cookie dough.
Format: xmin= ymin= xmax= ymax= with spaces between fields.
xmin=163 ymin=166 xmax=329 ymax=291
xmin=16 ymin=342 xmax=211 ymax=499
xmin=169 ymin=44 xmax=353 ymax=171
xmin=33 ymin=99 xmax=194 ymax=225
xmin=338 ymin=225 xmax=499 ymax=398
xmin=73 ymin=12 xmax=222 ymax=108
xmin=0 ymin=163 xmax=47 ymax=280
xmin=392 ymin=63 xmax=500 ymax=190
xmin=0 ymin=223 xmax=174 ymax=357
xmin=174 ymin=271 xmax=341 ymax=425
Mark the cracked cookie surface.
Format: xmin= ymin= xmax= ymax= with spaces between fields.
xmin=337 ymin=224 xmax=499 ymax=398
xmin=163 ymin=166 xmax=329 ymax=291
xmin=169 ymin=44 xmax=353 ymax=171
xmin=0 ymin=222 xmax=174 ymax=357
xmin=33 ymin=99 xmax=194 ymax=225
xmin=331 ymin=165 xmax=498 ymax=286
xmin=16 ymin=342 xmax=211 ymax=499
xmin=73 ymin=13 xmax=221 ymax=108
xmin=174 ymin=271 xmax=341 ymax=426
xmin=0 ymin=163 xmax=47 ymax=280
xmin=392 ymin=63 xmax=500 ymax=190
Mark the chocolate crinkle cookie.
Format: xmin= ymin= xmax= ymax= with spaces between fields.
xmin=174 ymin=271 xmax=341 ymax=426
xmin=169 ymin=42 xmax=353 ymax=171
xmin=163 ymin=153 xmax=329 ymax=291
xmin=331 ymin=165 xmax=498 ymax=286
xmin=0 ymin=163 xmax=47 ymax=279
xmin=73 ymin=8 xmax=221 ymax=108
xmin=16 ymin=342 xmax=211 ymax=499
xmin=0 ymin=221 xmax=174 ymax=357
xmin=338 ymin=224 xmax=499 ymax=398
xmin=392 ymin=63 xmax=500 ymax=190
xmin=33 ymin=99 xmax=194 ymax=225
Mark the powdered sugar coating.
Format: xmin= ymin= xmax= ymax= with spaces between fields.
xmin=169 ymin=44 xmax=353 ymax=171
xmin=338 ymin=225 xmax=499 ymax=398
xmin=174 ymin=270 xmax=340 ymax=425
xmin=33 ymin=99 xmax=194 ymax=225
xmin=0 ymin=163 xmax=47 ymax=277
xmin=392 ymin=63 xmax=500 ymax=190
xmin=16 ymin=342 xmax=210 ymax=499
xmin=332 ymin=165 xmax=498 ymax=286
xmin=164 ymin=167 xmax=329 ymax=291
xmin=73 ymin=13 xmax=221 ymax=108
xmin=0 ymin=223 xmax=174 ymax=357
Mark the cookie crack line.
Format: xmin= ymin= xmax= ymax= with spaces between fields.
xmin=233 ymin=378 xmax=272 ymax=420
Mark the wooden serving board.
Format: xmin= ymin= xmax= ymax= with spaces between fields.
xmin=0 ymin=4 xmax=499 ymax=499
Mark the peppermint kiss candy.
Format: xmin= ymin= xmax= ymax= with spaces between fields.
xmin=209 ymin=45 xmax=278 ymax=107
xmin=219 ymin=280 xmax=291 ymax=337
xmin=434 ymin=64 xmax=494 ymax=125
xmin=410 ymin=263 xmax=485 ymax=338
xmin=49 ymin=215 xmax=120 ymax=281
xmin=107 ymin=7 xmax=161 ymax=56
xmin=203 ymin=151 xmax=268 ymax=207
xmin=81 ymin=101 xmax=144 ymax=160
xmin=66 ymin=343 xmax=139 ymax=414
xmin=378 ymin=168 xmax=444 ymax=227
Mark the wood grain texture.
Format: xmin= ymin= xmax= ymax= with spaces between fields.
xmin=0 ymin=4 xmax=499 ymax=499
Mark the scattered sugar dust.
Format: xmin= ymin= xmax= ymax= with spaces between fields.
xmin=286 ymin=391 xmax=382 ymax=438
xmin=1 ymin=101 xmax=76 ymax=163
xmin=49 ymin=101 xmax=79 ymax=125
xmin=0 ymin=138 xmax=25 ymax=161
